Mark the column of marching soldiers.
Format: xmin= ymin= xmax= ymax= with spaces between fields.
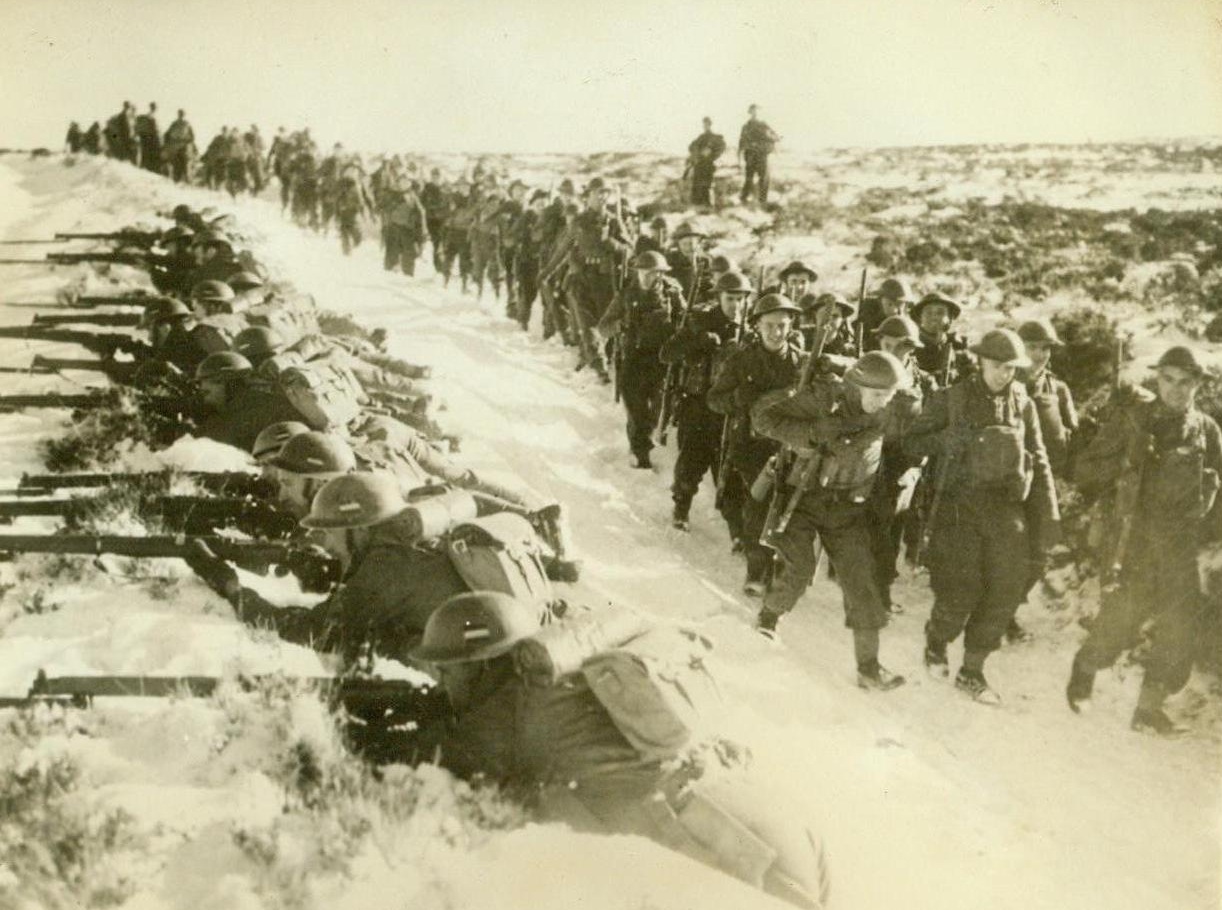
xmin=22 ymin=123 xmax=1222 ymax=899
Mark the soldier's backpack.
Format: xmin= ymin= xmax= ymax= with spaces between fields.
xmin=446 ymin=512 xmax=554 ymax=606
xmin=579 ymin=626 xmax=723 ymax=762
xmin=278 ymin=350 xmax=365 ymax=431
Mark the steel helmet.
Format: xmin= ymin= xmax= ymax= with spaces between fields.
xmin=251 ymin=420 xmax=310 ymax=462
xmin=911 ymin=292 xmax=963 ymax=321
xmin=873 ymin=315 xmax=923 ymax=348
xmin=813 ymin=291 xmax=856 ymax=318
xmin=584 ymin=176 xmax=608 ymax=195
xmin=673 ymin=221 xmax=705 ymax=241
xmin=233 ymin=326 xmax=282 ymax=361
xmin=557 ymin=178 xmax=575 ymax=194
xmin=1017 ymin=318 xmax=1062 ymax=347
xmin=1155 ymin=345 xmax=1207 ymax=377
xmin=194 ymin=351 xmax=253 ymax=382
xmin=410 ymin=591 xmax=539 ymax=664
xmin=272 ymin=430 xmax=357 ymax=478
xmin=710 ymin=253 xmax=733 ymax=273
xmin=845 ymin=351 xmax=908 ymax=390
xmin=226 ymin=270 xmax=264 ymax=291
xmin=142 ymin=297 xmax=191 ymax=328
xmin=190 ymin=280 xmax=235 ymax=303
xmin=716 ymin=270 xmax=753 ymax=294
xmin=749 ymin=292 xmax=802 ymax=322
xmin=170 ymin=204 xmax=192 ymax=221
xmin=969 ymin=329 xmax=1031 ymax=367
xmin=193 ymin=230 xmax=233 ymax=251
xmin=631 ymin=250 xmax=671 ymax=272
xmin=778 ymin=260 xmax=818 ymax=281
xmin=878 ymin=277 xmax=913 ymax=302
xmin=649 ymin=214 xmax=668 ymax=229
xmin=300 ymin=471 xmax=406 ymax=529
xmin=162 ymin=225 xmax=194 ymax=244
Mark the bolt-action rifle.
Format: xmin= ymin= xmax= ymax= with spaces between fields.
xmin=0 ymin=495 xmax=297 ymax=538
xmin=0 ymin=325 xmax=144 ymax=357
xmin=713 ymin=270 xmax=758 ymax=510
xmin=0 ymin=533 xmax=340 ymax=593
xmin=0 ymin=670 xmax=452 ymax=763
xmin=32 ymin=312 xmax=143 ymax=328
xmin=655 ymin=258 xmax=704 ymax=445
xmin=0 ymin=251 xmax=148 ymax=267
xmin=7 ymin=470 xmax=274 ymax=499
xmin=53 ymin=229 xmax=162 ymax=248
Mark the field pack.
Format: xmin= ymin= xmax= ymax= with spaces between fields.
xmin=447 ymin=512 xmax=554 ymax=605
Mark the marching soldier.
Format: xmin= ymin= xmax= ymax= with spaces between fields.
xmin=499 ymin=180 xmax=528 ymax=318
xmin=752 ymin=351 xmax=916 ymax=689
xmin=383 ymin=185 xmax=429 ymax=275
xmin=667 ymin=222 xmax=714 ymax=305
xmin=470 ymin=180 xmax=505 ymax=301
xmin=1067 ymin=346 xmax=1222 ymax=735
xmin=512 ymin=190 xmax=548 ymax=331
xmin=134 ymin=103 xmax=162 ymax=174
xmin=903 ymin=329 xmax=1059 ymax=705
xmin=1009 ymin=317 xmax=1080 ymax=642
xmin=660 ymin=270 xmax=753 ymax=530
xmin=772 ymin=260 xmax=818 ymax=303
xmin=420 ymin=168 xmax=451 ymax=274
xmin=911 ymin=292 xmax=972 ymax=383
xmin=597 ymin=251 xmax=684 ymax=469
xmin=442 ymin=179 xmax=477 ymax=292
xmin=686 ymin=117 xmax=727 ymax=207
xmin=868 ymin=316 xmax=936 ymax=614
xmin=708 ymin=293 xmax=805 ymax=595
xmin=800 ymin=292 xmax=857 ymax=363
xmin=541 ymin=177 xmax=633 ymax=382
xmin=859 ymin=278 xmax=914 ymax=350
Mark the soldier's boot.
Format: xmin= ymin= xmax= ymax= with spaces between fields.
xmin=954 ymin=667 xmax=1002 ymax=707
xmin=1131 ymin=682 xmax=1188 ymax=737
xmin=1066 ymin=653 xmax=1096 ymax=714
xmin=633 ymin=450 xmax=653 ymax=470
xmin=756 ymin=607 xmax=780 ymax=636
xmin=857 ymin=661 xmax=907 ymax=692
xmin=671 ymin=497 xmax=691 ymax=531
xmin=923 ymin=635 xmax=950 ymax=679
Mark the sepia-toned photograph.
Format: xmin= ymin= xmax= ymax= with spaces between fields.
xmin=0 ymin=1 xmax=1219 ymax=907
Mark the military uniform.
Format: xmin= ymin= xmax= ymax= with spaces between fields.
xmin=903 ymin=373 xmax=1058 ymax=679
xmin=738 ymin=118 xmax=779 ymax=205
xmin=1071 ymin=394 xmax=1222 ymax=720
xmin=687 ymin=128 xmax=727 ymax=206
xmin=752 ymin=376 xmax=918 ymax=634
xmin=196 ymin=375 xmax=311 ymax=453
xmin=230 ymin=515 xmax=470 ymax=666
xmin=598 ymin=274 xmax=684 ymax=464
xmin=383 ymin=189 xmax=429 ymax=274
xmin=543 ymin=205 xmax=633 ymax=376
xmin=512 ymin=204 xmax=544 ymax=330
xmin=666 ymin=249 xmax=713 ymax=306
xmin=660 ymin=302 xmax=742 ymax=526
xmin=420 ymin=178 xmax=450 ymax=273
xmin=1021 ymin=367 xmax=1078 ymax=479
xmin=708 ymin=335 xmax=804 ymax=585
xmin=470 ymin=193 xmax=505 ymax=299
xmin=134 ymin=108 xmax=161 ymax=174
xmin=442 ymin=188 xmax=478 ymax=290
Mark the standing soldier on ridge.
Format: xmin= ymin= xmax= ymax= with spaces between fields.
xmin=134 ymin=103 xmax=162 ymax=174
xmin=737 ymin=104 xmax=780 ymax=207
xmin=1066 ymin=346 xmax=1221 ymax=736
xmin=687 ymin=116 xmax=727 ymax=207
xmin=162 ymin=110 xmax=196 ymax=183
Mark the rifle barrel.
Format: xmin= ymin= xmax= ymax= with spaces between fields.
xmin=0 ymin=240 xmax=64 ymax=246
xmin=32 ymin=313 xmax=142 ymax=328
xmin=0 ymin=393 xmax=103 ymax=409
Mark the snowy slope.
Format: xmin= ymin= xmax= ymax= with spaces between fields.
xmin=0 ymin=152 xmax=1217 ymax=910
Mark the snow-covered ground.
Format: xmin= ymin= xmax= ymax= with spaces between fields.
xmin=0 ymin=151 xmax=1217 ymax=910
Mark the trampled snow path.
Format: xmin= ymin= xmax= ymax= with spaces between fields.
xmin=0 ymin=154 xmax=1217 ymax=910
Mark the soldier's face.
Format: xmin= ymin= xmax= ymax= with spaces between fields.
xmin=636 ymin=269 xmax=661 ymax=290
xmin=815 ymin=305 xmax=843 ymax=332
xmin=1027 ymin=342 xmax=1053 ymax=373
xmin=1157 ymin=366 xmax=1200 ymax=413
xmin=785 ymin=276 xmax=809 ymax=299
xmin=882 ymin=297 xmax=907 ymax=318
xmin=858 ymin=386 xmax=897 ymax=414
xmin=919 ymin=305 xmax=950 ymax=338
xmin=720 ymin=292 xmax=747 ymax=318
xmin=678 ymin=237 xmax=697 ymax=257
xmin=981 ymin=358 xmax=1016 ymax=392
xmin=434 ymin=661 xmax=486 ymax=712
xmin=198 ymin=378 xmax=227 ymax=410
xmin=756 ymin=312 xmax=792 ymax=351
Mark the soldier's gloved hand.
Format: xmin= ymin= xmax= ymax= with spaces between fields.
xmin=703 ymin=332 xmax=722 ymax=348
xmin=183 ymin=539 xmax=241 ymax=601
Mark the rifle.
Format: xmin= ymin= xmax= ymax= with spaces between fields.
xmin=0 ymin=325 xmax=144 ymax=356
xmin=655 ymin=258 xmax=704 ymax=445
xmin=0 ymin=495 xmax=298 ymax=537
xmin=25 ymin=355 xmax=139 ymax=381
xmin=10 ymin=470 xmax=274 ymax=498
xmin=0 ymin=239 xmax=65 ymax=245
xmin=0 ymin=533 xmax=340 ymax=592
xmin=0 ymin=252 xmax=147 ymax=266
xmin=0 ymin=392 xmax=113 ymax=412
xmin=32 ymin=312 xmax=143 ymax=328
xmin=72 ymin=293 xmax=157 ymax=309
xmin=760 ymin=269 xmax=867 ymax=545
xmin=0 ymin=670 xmax=452 ymax=762
xmin=713 ymin=276 xmax=755 ymax=509
xmin=54 ymin=230 xmax=161 ymax=248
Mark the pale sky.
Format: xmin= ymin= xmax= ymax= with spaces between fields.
xmin=2 ymin=0 xmax=1220 ymax=154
